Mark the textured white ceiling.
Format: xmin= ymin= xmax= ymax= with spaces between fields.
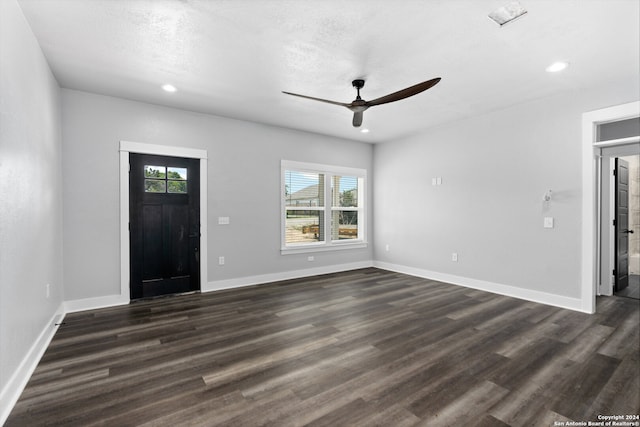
xmin=17 ymin=0 xmax=640 ymax=143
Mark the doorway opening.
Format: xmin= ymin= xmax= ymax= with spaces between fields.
xmin=129 ymin=153 xmax=201 ymax=299
xmin=614 ymin=154 xmax=639 ymax=299
xmin=119 ymin=141 xmax=208 ymax=304
xmin=582 ymin=102 xmax=639 ymax=313
xmin=599 ymin=149 xmax=640 ymax=300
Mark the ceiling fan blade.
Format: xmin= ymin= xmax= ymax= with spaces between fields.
xmin=352 ymin=111 xmax=363 ymax=127
xmin=365 ymin=77 xmax=441 ymax=107
xmin=282 ymin=91 xmax=349 ymax=107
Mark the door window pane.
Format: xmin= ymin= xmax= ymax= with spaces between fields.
xmin=143 ymin=165 xmax=188 ymax=193
xmin=168 ymin=167 xmax=187 ymax=180
xmin=145 ymin=165 xmax=166 ymax=178
xmin=145 ymin=179 xmax=166 ymax=193
xmin=167 ymin=180 xmax=187 ymax=194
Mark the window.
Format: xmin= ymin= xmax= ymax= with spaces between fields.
xmin=144 ymin=165 xmax=187 ymax=194
xmin=282 ymin=160 xmax=366 ymax=253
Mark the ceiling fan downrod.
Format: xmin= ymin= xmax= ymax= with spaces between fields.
xmin=352 ymin=79 xmax=365 ymax=100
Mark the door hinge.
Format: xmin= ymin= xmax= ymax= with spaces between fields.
xmin=613 ymin=219 xmax=616 ymax=227
xmin=613 ymin=169 xmax=617 ymax=176
xmin=613 ymin=269 xmax=616 ymax=276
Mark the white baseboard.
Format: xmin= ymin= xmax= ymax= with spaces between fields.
xmin=374 ymin=261 xmax=586 ymax=313
xmin=0 ymin=303 xmax=65 ymax=425
xmin=62 ymin=261 xmax=584 ymax=313
xmin=205 ymin=261 xmax=375 ymax=292
xmin=63 ymin=261 xmax=375 ymax=310
xmin=64 ymin=294 xmax=129 ymax=313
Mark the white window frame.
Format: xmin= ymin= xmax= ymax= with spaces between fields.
xmin=281 ymin=160 xmax=367 ymax=254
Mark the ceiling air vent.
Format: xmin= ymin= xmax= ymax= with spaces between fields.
xmin=488 ymin=1 xmax=527 ymax=26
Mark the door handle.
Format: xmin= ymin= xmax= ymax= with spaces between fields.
xmin=622 ymin=229 xmax=634 ymax=234
xmin=188 ymin=233 xmax=200 ymax=238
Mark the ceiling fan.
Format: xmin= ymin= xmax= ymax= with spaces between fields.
xmin=282 ymin=77 xmax=441 ymax=127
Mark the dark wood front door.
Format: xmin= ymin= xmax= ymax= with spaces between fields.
xmin=615 ymin=157 xmax=630 ymax=292
xmin=130 ymin=153 xmax=200 ymax=299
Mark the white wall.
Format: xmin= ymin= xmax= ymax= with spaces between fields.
xmin=0 ymin=0 xmax=64 ymax=420
xmin=61 ymin=90 xmax=373 ymax=301
xmin=374 ymin=81 xmax=638 ymax=305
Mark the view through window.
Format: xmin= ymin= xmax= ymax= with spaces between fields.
xmin=282 ymin=161 xmax=365 ymax=251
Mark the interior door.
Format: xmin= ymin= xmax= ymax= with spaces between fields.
xmin=615 ymin=157 xmax=630 ymax=292
xmin=130 ymin=153 xmax=200 ymax=299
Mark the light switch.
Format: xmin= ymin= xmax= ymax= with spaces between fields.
xmin=544 ymin=217 xmax=554 ymax=228
xmin=432 ymin=177 xmax=437 ymax=186
xmin=436 ymin=177 xmax=442 ymax=185
xmin=218 ymin=216 xmax=230 ymax=225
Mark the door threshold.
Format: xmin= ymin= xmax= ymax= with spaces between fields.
xmin=131 ymin=290 xmax=200 ymax=303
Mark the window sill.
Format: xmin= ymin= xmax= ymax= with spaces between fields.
xmin=281 ymin=241 xmax=368 ymax=255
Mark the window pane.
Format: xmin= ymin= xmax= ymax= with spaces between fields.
xmin=285 ymin=210 xmax=324 ymax=244
xmin=145 ymin=179 xmax=166 ymax=193
xmin=285 ymin=171 xmax=325 ymax=207
xmin=332 ymin=175 xmax=358 ymax=207
xmin=167 ymin=167 xmax=187 ymax=180
xmin=145 ymin=165 xmax=166 ymax=178
xmin=167 ymin=180 xmax=187 ymax=194
xmin=331 ymin=210 xmax=358 ymax=240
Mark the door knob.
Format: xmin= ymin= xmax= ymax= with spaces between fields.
xmin=622 ymin=229 xmax=634 ymax=234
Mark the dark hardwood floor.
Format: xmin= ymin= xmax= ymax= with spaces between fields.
xmin=7 ymin=268 xmax=640 ymax=426
xmin=617 ymin=274 xmax=640 ymax=300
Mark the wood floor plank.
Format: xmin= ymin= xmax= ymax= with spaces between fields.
xmin=590 ymin=348 xmax=640 ymax=416
xmin=487 ymin=354 xmax=578 ymax=425
xmin=551 ymin=353 xmax=624 ymax=421
xmin=415 ymin=380 xmax=510 ymax=427
xmin=6 ymin=267 xmax=639 ymax=426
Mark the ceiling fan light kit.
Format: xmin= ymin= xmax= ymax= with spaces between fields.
xmin=283 ymin=77 xmax=441 ymax=128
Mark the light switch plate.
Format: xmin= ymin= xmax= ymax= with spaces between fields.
xmin=544 ymin=217 xmax=554 ymax=228
xmin=218 ymin=216 xmax=230 ymax=225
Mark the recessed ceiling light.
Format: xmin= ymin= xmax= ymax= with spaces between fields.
xmin=488 ymin=1 xmax=527 ymax=26
xmin=360 ymin=128 xmax=370 ymax=134
xmin=545 ymin=61 xmax=569 ymax=73
xmin=162 ymin=84 xmax=177 ymax=93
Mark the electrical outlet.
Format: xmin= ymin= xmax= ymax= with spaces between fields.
xmin=451 ymin=253 xmax=458 ymax=262
xmin=218 ymin=256 xmax=225 ymax=265
xmin=307 ymin=256 xmax=314 ymax=262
